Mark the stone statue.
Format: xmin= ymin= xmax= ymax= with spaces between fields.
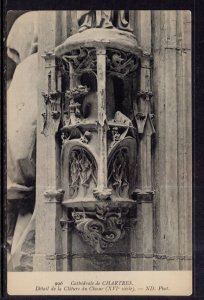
xmin=7 ymin=11 xmax=39 ymax=271
xmin=77 ymin=10 xmax=132 ymax=32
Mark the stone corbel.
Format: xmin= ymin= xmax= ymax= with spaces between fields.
xmin=44 ymin=189 xmax=65 ymax=203
xmin=71 ymin=204 xmax=130 ymax=253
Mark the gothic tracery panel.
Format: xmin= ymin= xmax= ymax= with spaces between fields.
xmin=69 ymin=148 xmax=97 ymax=198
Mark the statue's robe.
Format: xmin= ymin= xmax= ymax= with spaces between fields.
xmin=77 ymin=10 xmax=114 ymax=32
xmin=7 ymin=12 xmax=38 ymax=271
xmin=77 ymin=10 xmax=132 ymax=32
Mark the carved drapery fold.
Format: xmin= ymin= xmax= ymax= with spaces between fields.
xmin=77 ymin=11 xmax=133 ymax=33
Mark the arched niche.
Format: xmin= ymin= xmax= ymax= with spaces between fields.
xmin=108 ymin=137 xmax=138 ymax=201
xmin=61 ymin=140 xmax=98 ymax=206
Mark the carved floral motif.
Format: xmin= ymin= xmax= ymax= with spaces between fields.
xmin=63 ymin=48 xmax=97 ymax=74
xmin=106 ymin=48 xmax=139 ymax=77
xmin=62 ymin=47 xmax=139 ymax=77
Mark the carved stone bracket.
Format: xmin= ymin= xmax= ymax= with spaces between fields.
xmin=44 ymin=189 xmax=65 ymax=203
xmin=71 ymin=204 xmax=130 ymax=253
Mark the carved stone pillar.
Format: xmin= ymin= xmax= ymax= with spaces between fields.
xmin=55 ymin=13 xmax=144 ymax=270
xmin=33 ymin=12 xmax=66 ymax=271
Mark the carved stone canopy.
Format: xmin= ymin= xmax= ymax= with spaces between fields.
xmin=55 ymin=28 xmax=142 ymax=58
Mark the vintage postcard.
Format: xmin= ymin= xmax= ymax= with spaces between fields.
xmin=6 ymin=10 xmax=192 ymax=296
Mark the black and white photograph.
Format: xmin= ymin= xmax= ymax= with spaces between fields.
xmin=6 ymin=9 xmax=192 ymax=295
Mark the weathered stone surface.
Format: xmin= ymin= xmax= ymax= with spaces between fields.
xmin=55 ymin=28 xmax=142 ymax=57
xmin=7 ymin=12 xmax=39 ymax=271
xmin=7 ymin=10 xmax=192 ymax=272
xmin=152 ymin=10 xmax=192 ymax=270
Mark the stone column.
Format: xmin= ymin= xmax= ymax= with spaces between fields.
xmin=130 ymin=11 xmax=154 ymax=270
xmin=176 ymin=10 xmax=192 ymax=270
xmin=152 ymin=10 xmax=178 ymax=271
xmin=96 ymin=47 xmax=108 ymax=191
xmin=60 ymin=211 xmax=73 ymax=271
xmin=33 ymin=11 xmax=67 ymax=271
xmin=152 ymin=10 xmax=191 ymax=270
